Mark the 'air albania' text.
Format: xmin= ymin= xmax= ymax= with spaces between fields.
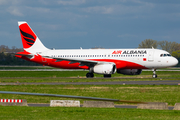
xmin=122 ymin=50 xmax=147 ymax=54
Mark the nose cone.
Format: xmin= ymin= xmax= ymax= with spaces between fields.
xmin=171 ymin=57 xmax=178 ymax=66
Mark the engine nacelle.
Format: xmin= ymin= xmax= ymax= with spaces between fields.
xmin=117 ymin=69 xmax=142 ymax=75
xmin=93 ymin=64 xmax=116 ymax=74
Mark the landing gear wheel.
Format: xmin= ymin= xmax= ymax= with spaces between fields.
xmin=86 ymin=73 xmax=94 ymax=78
xmin=152 ymin=69 xmax=157 ymax=78
xmin=152 ymin=74 xmax=157 ymax=78
xmin=104 ymin=74 xmax=111 ymax=78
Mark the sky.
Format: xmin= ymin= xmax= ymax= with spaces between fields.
xmin=0 ymin=0 xmax=180 ymax=49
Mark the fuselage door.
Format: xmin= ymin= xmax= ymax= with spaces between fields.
xmin=148 ymin=50 xmax=154 ymax=62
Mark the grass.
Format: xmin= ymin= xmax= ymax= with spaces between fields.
xmin=0 ymin=71 xmax=179 ymax=83
xmin=0 ymin=85 xmax=180 ymax=106
xmin=0 ymin=106 xmax=180 ymax=120
xmin=0 ymin=70 xmax=180 ymax=119
xmin=0 ymin=71 xmax=180 ymax=106
xmin=0 ymin=71 xmax=87 ymax=77
xmin=0 ymin=70 xmax=179 ymax=78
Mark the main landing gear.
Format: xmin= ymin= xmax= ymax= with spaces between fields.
xmin=152 ymin=69 xmax=157 ymax=78
xmin=104 ymin=74 xmax=111 ymax=78
xmin=86 ymin=73 xmax=112 ymax=78
xmin=86 ymin=73 xmax=94 ymax=78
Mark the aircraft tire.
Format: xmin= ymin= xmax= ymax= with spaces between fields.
xmin=152 ymin=74 xmax=157 ymax=78
xmin=86 ymin=73 xmax=94 ymax=78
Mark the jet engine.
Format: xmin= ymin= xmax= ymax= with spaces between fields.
xmin=117 ymin=69 xmax=142 ymax=75
xmin=93 ymin=63 xmax=116 ymax=74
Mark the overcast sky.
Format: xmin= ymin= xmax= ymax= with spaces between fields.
xmin=0 ymin=0 xmax=180 ymax=49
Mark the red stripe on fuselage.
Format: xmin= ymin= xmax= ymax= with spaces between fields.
xmin=16 ymin=54 xmax=148 ymax=69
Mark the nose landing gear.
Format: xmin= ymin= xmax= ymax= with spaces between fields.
xmin=152 ymin=69 xmax=157 ymax=78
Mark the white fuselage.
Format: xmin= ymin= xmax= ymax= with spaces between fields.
xmin=38 ymin=48 xmax=178 ymax=69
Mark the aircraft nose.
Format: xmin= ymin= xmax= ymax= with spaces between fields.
xmin=172 ymin=57 xmax=178 ymax=66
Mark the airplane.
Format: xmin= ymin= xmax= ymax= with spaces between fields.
xmin=15 ymin=21 xmax=178 ymax=78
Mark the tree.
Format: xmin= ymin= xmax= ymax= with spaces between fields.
xmin=172 ymin=50 xmax=180 ymax=58
xmin=158 ymin=41 xmax=171 ymax=53
xmin=0 ymin=45 xmax=40 ymax=66
xmin=139 ymin=40 xmax=180 ymax=54
xmin=169 ymin=42 xmax=180 ymax=53
xmin=158 ymin=41 xmax=180 ymax=54
xmin=172 ymin=50 xmax=180 ymax=67
xmin=138 ymin=39 xmax=158 ymax=48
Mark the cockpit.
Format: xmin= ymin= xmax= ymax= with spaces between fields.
xmin=160 ymin=54 xmax=171 ymax=57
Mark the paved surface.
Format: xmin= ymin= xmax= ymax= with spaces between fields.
xmin=0 ymin=69 xmax=180 ymax=71
xmin=1 ymin=80 xmax=180 ymax=85
xmin=28 ymin=103 xmax=174 ymax=110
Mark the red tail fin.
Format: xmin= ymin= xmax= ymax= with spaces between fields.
xmin=18 ymin=22 xmax=48 ymax=53
xmin=18 ymin=22 xmax=37 ymax=49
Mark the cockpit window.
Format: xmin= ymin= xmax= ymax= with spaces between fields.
xmin=160 ymin=54 xmax=171 ymax=57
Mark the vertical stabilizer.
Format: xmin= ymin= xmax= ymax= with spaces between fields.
xmin=18 ymin=21 xmax=49 ymax=53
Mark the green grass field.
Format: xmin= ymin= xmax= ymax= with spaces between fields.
xmin=0 ymin=70 xmax=180 ymax=119
xmin=0 ymin=71 xmax=179 ymax=83
xmin=0 ymin=106 xmax=180 ymax=120
xmin=0 ymin=70 xmax=179 ymax=77
xmin=0 ymin=85 xmax=180 ymax=106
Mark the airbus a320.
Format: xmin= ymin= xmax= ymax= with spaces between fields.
xmin=16 ymin=22 xmax=178 ymax=78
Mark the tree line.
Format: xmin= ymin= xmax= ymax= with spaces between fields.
xmin=0 ymin=40 xmax=180 ymax=66
xmin=138 ymin=39 xmax=180 ymax=54
xmin=0 ymin=45 xmax=40 ymax=66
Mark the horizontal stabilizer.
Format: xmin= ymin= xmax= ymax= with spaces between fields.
xmin=15 ymin=51 xmax=34 ymax=59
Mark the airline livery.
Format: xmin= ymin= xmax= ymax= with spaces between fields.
xmin=16 ymin=22 xmax=178 ymax=78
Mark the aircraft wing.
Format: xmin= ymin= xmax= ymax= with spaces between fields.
xmin=43 ymin=56 xmax=111 ymax=67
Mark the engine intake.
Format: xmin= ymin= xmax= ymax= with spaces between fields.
xmin=93 ymin=64 xmax=116 ymax=75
